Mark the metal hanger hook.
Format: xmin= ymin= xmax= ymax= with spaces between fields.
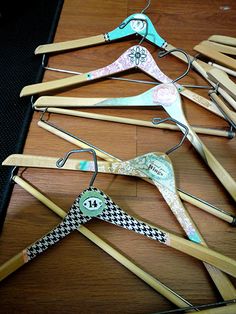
xmin=152 ymin=117 xmax=189 ymax=155
xmin=158 ymin=48 xmax=191 ymax=83
xmin=141 ymin=0 xmax=151 ymax=14
xmin=56 ymin=149 xmax=98 ymax=187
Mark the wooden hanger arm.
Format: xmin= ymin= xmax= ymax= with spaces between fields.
xmin=21 ymin=45 xmax=140 ymax=97
xmin=36 ymin=107 xmax=232 ymax=138
xmin=194 ymin=43 xmax=236 ymax=71
xmin=208 ymin=62 xmax=236 ymax=77
xmin=199 ymin=40 xmax=236 ymax=55
xmin=185 ymin=126 xmax=236 ymax=202
xmin=35 ymin=34 xmax=106 ymax=54
xmin=2 ymin=154 xmax=116 ymax=173
xmin=165 ymin=44 xmax=236 ymax=110
xmin=196 ymin=303 xmax=236 ymax=314
xmin=207 ymin=68 xmax=236 ymax=100
xmin=208 ymin=35 xmax=236 ymax=47
xmin=209 ymin=92 xmax=236 ymax=127
xmin=179 ymin=88 xmax=223 ymax=118
xmin=168 ymin=232 xmax=236 ymax=278
xmin=189 ymin=59 xmax=236 ymax=111
xmin=20 ymin=73 xmax=89 ymax=97
xmin=0 ymin=251 xmax=26 ymax=282
xmin=34 ymin=96 xmax=108 ymax=108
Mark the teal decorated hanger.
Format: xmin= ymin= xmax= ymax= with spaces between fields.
xmin=105 ymin=13 xmax=166 ymax=47
xmin=35 ymin=10 xmax=166 ymax=55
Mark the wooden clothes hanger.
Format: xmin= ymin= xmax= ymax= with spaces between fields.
xmin=32 ymin=80 xmax=236 ymax=202
xmin=2 ymin=174 xmax=194 ymax=309
xmin=2 ymin=178 xmax=235 ymax=314
xmin=4 ymin=151 xmax=236 ymax=225
xmin=194 ymin=41 xmax=236 ymax=72
xmin=209 ymin=35 xmax=236 ymax=47
xmin=21 ymin=44 xmax=222 ymax=120
xmin=34 ymin=12 xmax=166 ymax=55
xmin=4 ymin=148 xmax=236 ymax=299
xmin=198 ymin=40 xmax=236 ymax=56
xmin=33 ymin=7 xmax=236 ymax=112
xmin=2 ymin=149 xmax=236 ymax=282
xmin=32 ymin=117 xmax=236 ymax=224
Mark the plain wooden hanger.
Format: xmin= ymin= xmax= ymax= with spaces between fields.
xmin=209 ymin=35 xmax=236 ymax=47
xmin=194 ymin=41 xmax=236 ymax=72
xmin=4 ymin=147 xmax=236 ymax=299
xmin=165 ymin=44 xmax=236 ymax=111
xmin=197 ymin=40 xmax=236 ymax=56
xmin=2 ymin=149 xmax=236 ymax=282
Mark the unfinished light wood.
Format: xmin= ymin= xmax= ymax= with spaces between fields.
xmin=195 ymin=303 xmax=236 ymax=314
xmin=37 ymin=120 xmax=116 ymax=162
xmin=209 ymin=92 xmax=236 ymax=127
xmin=165 ymin=43 xmax=236 ymax=111
xmin=199 ymin=40 xmax=236 ymax=55
xmin=208 ymin=62 xmax=236 ymax=77
xmin=20 ymin=72 xmax=90 ymax=97
xmin=36 ymin=107 xmax=231 ymax=138
xmin=194 ymin=43 xmax=236 ymax=71
xmin=163 ymin=88 xmax=236 ymax=203
xmin=34 ymin=96 xmax=108 ymax=108
xmin=178 ymin=88 xmax=223 ymax=118
xmin=3 ymin=153 xmax=236 ymax=225
xmin=4 ymin=176 xmax=192 ymax=308
xmin=208 ymin=35 xmax=236 ymax=47
xmin=207 ymin=67 xmax=236 ymax=101
xmin=0 ymin=251 xmax=26 ymax=282
xmin=35 ymin=34 xmax=106 ymax=54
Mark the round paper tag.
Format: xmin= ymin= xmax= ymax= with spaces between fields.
xmin=79 ymin=190 xmax=106 ymax=217
xmin=131 ymin=14 xmax=146 ymax=32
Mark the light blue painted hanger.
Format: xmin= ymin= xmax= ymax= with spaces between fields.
xmin=35 ymin=3 xmax=166 ymax=55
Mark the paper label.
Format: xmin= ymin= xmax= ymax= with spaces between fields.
xmin=131 ymin=14 xmax=147 ymax=32
xmin=79 ymin=190 xmax=106 ymax=217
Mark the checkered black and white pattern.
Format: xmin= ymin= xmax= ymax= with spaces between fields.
xmin=26 ymin=187 xmax=168 ymax=261
xmin=26 ymin=192 xmax=92 ymax=261
xmin=97 ymin=190 xmax=168 ymax=244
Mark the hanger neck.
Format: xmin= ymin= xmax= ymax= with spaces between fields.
xmin=106 ymin=13 xmax=166 ymax=47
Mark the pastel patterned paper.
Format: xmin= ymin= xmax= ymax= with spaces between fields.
xmin=75 ymin=153 xmax=201 ymax=244
xmin=88 ymin=45 xmax=172 ymax=84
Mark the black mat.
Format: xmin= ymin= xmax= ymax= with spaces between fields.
xmin=0 ymin=0 xmax=64 ymax=230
